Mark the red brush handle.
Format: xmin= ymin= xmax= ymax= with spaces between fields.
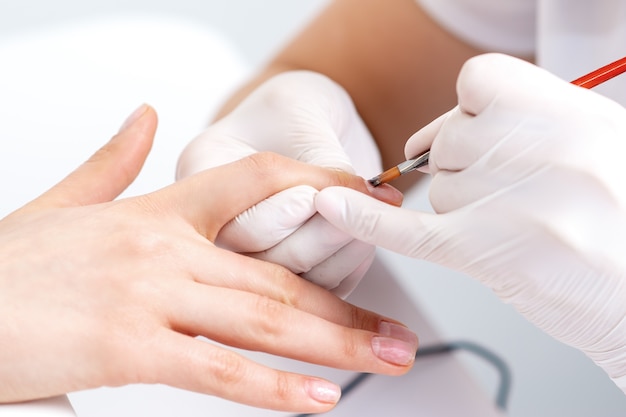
xmin=571 ymin=56 xmax=626 ymax=89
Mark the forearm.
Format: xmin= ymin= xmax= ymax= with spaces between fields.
xmin=215 ymin=0 xmax=487 ymax=190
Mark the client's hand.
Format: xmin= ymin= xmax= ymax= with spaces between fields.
xmin=177 ymin=71 xmax=395 ymax=298
xmin=0 ymin=105 xmax=416 ymax=414
xmin=316 ymin=54 xmax=626 ymax=393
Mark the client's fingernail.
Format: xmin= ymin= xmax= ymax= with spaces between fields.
xmin=372 ymin=321 xmax=418 ymax=366
xmin=365 ymin=180 xmax=404 ymax=206
xmin=306 ymin=379 xmax=341 ymax=404
xmin=119 ymin=104 xmax=149 ymax=133
xmin=379 ymin=321 xmax=419 ymax=346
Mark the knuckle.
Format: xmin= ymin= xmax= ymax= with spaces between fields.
xmin=87 ymin=142 xmax=135 ymax=185
xmin=247 ymin=151 xmax=276 ymax=166
xmin=350 ymin=305 xmax=382 ymax=332
xmin=87 ymin=142 xmax=115 ymax=164
xmin=115 ymin=216 xmax=172 ymax=258
xmin=126 ymin=229 xmax=169 ymax=256
xmin=254 ymin=295 xmax=288 ymax=337
xmin=273 ymin=372 xmax=292 ymax=403
xmin=328 ymin=168 xmax=359 ymax=187
xmin=207 ymin=349 xmax=247 ymax=386
xmin=243 ymin=152 xmax=287 ymax=179
xmin=267 ymin=264 xmax=302 ymax=306
xmin=340 ymin=327 xmax=361 ymax=359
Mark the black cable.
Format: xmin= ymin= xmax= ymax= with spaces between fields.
xmin=417 ymin=340 xmax=512 ymax=409
xmin=292 ymin=340 xmax=511 ymax=417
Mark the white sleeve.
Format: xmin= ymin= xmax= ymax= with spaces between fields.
xmin=416 ymin=0 xmax=536 ymax=56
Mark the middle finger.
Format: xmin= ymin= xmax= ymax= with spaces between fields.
xmin=166 ymin=281 xmax=417 ymax=374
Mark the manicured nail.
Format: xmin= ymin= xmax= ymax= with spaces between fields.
xmin=365 ymin=180 xmax=404 ymax=205
xmin=119 ymin=104 xmax=149 ymax=133
xmin=379 ymin=321 xmax=419 ymax=347
xmin=305 ymin=379 xmax=341 ymax=404
xmin=372 ymin=322 xmax=418 ymax=366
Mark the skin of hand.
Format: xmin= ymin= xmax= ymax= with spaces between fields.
xmin=315 ymin=54 xmax=626 ymax=392
xmin=0 ymin=105 xmax=416 ymax=413
xmin=215 ymin=0 xmax=496 ymax=192
xmin=177 ymin=70 xmax=397 ymax=298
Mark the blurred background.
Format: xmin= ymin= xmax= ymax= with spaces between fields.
xmin=1 ymin=1 xmax=328 ymax=67
xmin=1 ymin=1 xmax=626 ymax=416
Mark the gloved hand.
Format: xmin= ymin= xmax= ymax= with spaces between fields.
xmin=316 ymin=53 xmax=626 ymax=391
xmin=177 ymin=70 xmax=391 ymax=298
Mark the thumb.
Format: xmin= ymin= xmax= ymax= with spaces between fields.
xmin=315 ymin=186 xmax=443 ymax=259
xmin=404 ymin=110 xmax=452 ymax=175
xmin=29 ymin=104 xmax=157 ymax=210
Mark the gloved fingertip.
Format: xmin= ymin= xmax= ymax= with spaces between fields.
xmin=404 ymin=111 xmax=452 ymax=163
xmin=456 ymin=53 xmax=510 ymax=116
xmin=330 ymin=251 xmax=376 ymax=299
xmin=315 ymin=187 xmax=356 ymax=226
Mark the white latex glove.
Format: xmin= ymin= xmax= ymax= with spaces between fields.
xmin=316 ymin=53 xmax=626 ymax=391
xmin=177 ymin=70 xmax=387 ymax=298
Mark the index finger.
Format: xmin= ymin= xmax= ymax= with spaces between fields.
xmin=156 ymin=152 xmax=402 ymax=240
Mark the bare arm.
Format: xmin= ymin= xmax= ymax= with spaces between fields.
xmin=216 ymin=0 xmax=494 ymax=190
